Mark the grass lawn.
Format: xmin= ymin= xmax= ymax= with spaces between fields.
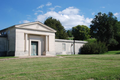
xmin=104 ymin=50 xmax=120 ymax=55
xmin=0 ymin=55 xmax=120 ymax=80
xmin=0 ymin=56 xmax=16 ymax=59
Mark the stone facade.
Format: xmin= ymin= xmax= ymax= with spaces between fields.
xmin=0 ymin=21 xmax=87 ymax=56
xmin=55 ymin=39 xmax=87 ymax=55
xmin=0 ymin=37 xmax=7 ymax=56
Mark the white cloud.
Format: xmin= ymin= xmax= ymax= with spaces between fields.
xmin=36 ymin=10 xmax=43 ymax=13
xmin=19 ymin=20 xmax=30 ymax=24
xmin=49 ymin=6 xmax=61 ymax=11
xmin=114 ymin=12 xmax=120 ymax=17
xmin=23 ymin=20 xmax=30 ymax=23
xmin=37 ymin=5 xmax=44 ymax=9
xmin=34 ymin=13 xmax=38 ymax=15
xmin=49 ymin=8 xmax=55 ymax=11
xmin=59 ymin=7 xmax=79 ymax=15
xmin=92 ymin=12 xmax=95 ymax=15
xmin=34 ymin=10 xmax=43 ymax=15
xmin=36 ymin=7 xmax=92 ymax=29
xmin=55 ymin=6 xmax=61 ymax=8
xmin=101 ymin=6 xmax=105 ymax=8
xmin=46 ymin=2 xmax=52 ymax=6
xmin=19 ymin=21 xmax=22 ymax=23
xmin=27 ymin=15 xmax=31 ymax=19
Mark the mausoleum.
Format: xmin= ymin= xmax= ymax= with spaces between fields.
xmin=0 ymin=21 xmax=87 ymax=56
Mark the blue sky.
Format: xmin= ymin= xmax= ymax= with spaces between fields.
xmin=0 ymin=0 xmax=120 ymax=30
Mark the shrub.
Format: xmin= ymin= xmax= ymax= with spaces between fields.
xmin=81 ymin=42 xmax=108 ymax=54
xmin=108 ymin=38 xmax=119 ymax=51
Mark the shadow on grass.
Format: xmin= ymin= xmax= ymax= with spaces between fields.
xmin=116 ymin=52 xmax=120 ymax=54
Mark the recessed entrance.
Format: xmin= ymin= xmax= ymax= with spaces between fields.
xmin=31 ymin=41 xmax=38 ymax=56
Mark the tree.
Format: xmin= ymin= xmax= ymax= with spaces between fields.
xmin=81 ymin=41 xmax=108 ymax=54
xmin=44 ymin=17 xmax=68 ymax=39
xmin=67 ymin=30 xmax=72 ymax=37
xmin=72 ymin=25 xmax=90 ymax=40
xmin=90 ymin=12 xmax=118 ymax=46
xmin=111 ymin=21 xmax=120 ymax=50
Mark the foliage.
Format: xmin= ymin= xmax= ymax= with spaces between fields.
xmin=84 ymin=38 xmax=97 ymax=43
xmin=67 ymin=37 xmax=74 ymax=40
xmin=110 ymin=21 xmax=120 ymax=50
xmin=0 ymin=55 xmax=120 ymax=80
xmin=44 ymin=17 xmax=68 ymax=39
xmin=90 ymin=12 xmax=118 ymax=46
xmin=67 ymin=30 xmax=72 ymax=37
xmin=81 ymin=41 xmax=108 ymax=54
xmin=72 ymin=25 xmax=90 ymax=40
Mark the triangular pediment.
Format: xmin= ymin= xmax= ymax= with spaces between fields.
xmin=15 ymin=22 xmax=56 ymax=32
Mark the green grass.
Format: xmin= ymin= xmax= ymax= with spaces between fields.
xmin=0 ymin=55 xmax=120 ymax=80
xmin=104 ymin=50 xmax=120 ymax=55
xmin=0 ymin=56 xmax=16 ymax=59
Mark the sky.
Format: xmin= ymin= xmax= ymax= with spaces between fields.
xmin=0 ymin=0 xmax=120 ymax=30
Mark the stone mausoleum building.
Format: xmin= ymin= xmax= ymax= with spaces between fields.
xmin=0 ymin=21 xmax=87 ymax=56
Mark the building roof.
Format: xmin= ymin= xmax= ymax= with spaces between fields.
xmin=0 ymin=21 xmax=56 ymax=33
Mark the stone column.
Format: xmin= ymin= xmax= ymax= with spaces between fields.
xmin=45 ymin=35 xmax=48 ymax=51
xmin=25 ymin=33 xmax=28 ymax=51
xmin=43 ymin=35 xmax=48 ymax=55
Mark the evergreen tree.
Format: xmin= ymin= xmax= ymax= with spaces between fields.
xmin=44 ymin=17 xmax=68 ymax=39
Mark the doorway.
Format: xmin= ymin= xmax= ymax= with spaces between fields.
xmin=31 ymin=41 xmax=38 ymax=56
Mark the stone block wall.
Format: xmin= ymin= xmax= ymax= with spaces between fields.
xmin=0 ymin=37 xmax=7 ymax=56
xmin=55 ymin=39 xmax=87 ymax=55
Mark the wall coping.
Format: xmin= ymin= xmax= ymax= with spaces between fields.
xmin=55 ymin=39 xmax=87 ymax=43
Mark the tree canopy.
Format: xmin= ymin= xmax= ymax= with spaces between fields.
xmin=72 ymin=25 xmax=90 ymax=40
xmin=90 ymin=12 xmax=118 ymax=46
xmin=44 ymin=17 xmax=68 ymax=39
xmin=67 ymin=30 xmax=72 ymax=37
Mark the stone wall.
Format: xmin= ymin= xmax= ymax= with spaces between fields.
xmin=55 ymin=39 xmax=87 ymax=55
xmin=0 ymin=37 xmax=7 ymax=56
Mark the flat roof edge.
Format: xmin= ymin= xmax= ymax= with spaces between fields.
xmin=55 ymin=39 xmax=88 ymax=43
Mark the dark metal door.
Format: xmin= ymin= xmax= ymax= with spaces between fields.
xmin=31 ymin=42 xmax=38 ymax=56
